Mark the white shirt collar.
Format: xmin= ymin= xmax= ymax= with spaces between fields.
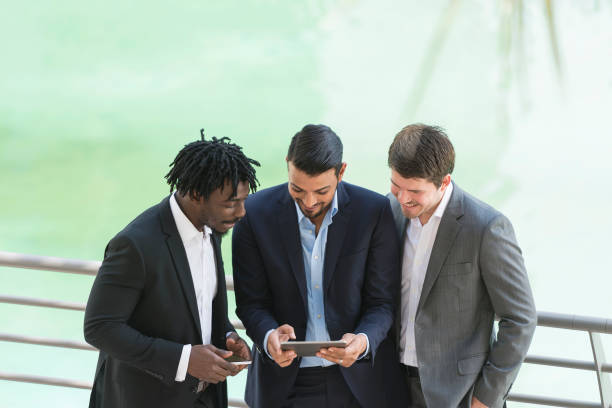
xmin=169 ymin=193 xmax=212 ymax=244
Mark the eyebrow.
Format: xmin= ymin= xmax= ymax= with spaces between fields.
xmin=225 ymin=193 xmax=248 ymax=202
xmin=390 ymin=179 xmax=422 ymax=193
xmin=290 ymin=183 xmax=331 ymax=193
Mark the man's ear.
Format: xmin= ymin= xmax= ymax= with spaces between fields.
xmin=189 ymin=191 xmax=203 ymax=202
xmin=440 ymin=174 xmax=452 ymax=191
xmin=337 ymin=162 xmax=348 ymax=183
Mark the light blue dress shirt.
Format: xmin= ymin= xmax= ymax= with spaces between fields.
xmin=263 ymin=190 xmax=369 ymax=366
xmin=297 ymin=191 xmax=338 ymax=367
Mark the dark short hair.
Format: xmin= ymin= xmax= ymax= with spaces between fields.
xmin=165 ymin=130 xmax=260 ymax=199
xmin=388 ymin=124 xmax=455 ymax=187
xmin=287 ymin=124 xmax=343 ymax=176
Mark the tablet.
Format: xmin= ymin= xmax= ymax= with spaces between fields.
xmin=280 ymin=340 xmax=348 ymax=357
xmin=225 ymin=354 xmax=252 ymax=365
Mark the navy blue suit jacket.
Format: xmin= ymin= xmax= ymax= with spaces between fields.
xmin=232 ymin=181 xmax=405 ymax=408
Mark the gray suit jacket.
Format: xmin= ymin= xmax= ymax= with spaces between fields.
xmin=388 ymin=183 xmax=536 ymax=408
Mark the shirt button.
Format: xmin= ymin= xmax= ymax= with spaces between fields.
xmin=315 ymin=284 xmax=320 ymax=289
xmin=314 ymin=255 xmax=319 ymax=260
xmin=317 ymin=314 xmax=321 ymax=319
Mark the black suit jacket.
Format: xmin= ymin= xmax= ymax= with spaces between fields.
xmin=232 ymin=182 xmax=405 ymax=408
xmin=84 ymin=196 xmax=234 ymax=408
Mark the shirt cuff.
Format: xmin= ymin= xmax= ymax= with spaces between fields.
xmin=356 ymin=333 xmax=370 ymax=360
xmin=262 ymin=329 xmax=275 ymax=359
xmin=175 ymin=344 xmax=192 ymax=382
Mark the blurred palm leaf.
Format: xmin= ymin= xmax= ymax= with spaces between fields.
xmin=401 ymin=0 xmax=463 ymax=119
xmin=401 ymin=0 xmax=564 ymax=119
xmin=545 ymin=0 xmax=563 ymax=80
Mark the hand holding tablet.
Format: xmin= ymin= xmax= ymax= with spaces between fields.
xmin=317 ymin=333 xmax=368 ymax=368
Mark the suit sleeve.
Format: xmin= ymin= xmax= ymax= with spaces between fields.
xmin=84 ymin=234 xmax=183 ymax=384
xmin=232 ymin=211 xmax=279 ymax=354
xmin=473 ymin=214 xmax=537 ymax=407
xmin=353 ymin=200 xmax=401 ymax=360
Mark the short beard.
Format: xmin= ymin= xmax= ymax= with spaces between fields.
xmin=214 ymin=217 xmax=241 ymax=237
xmin=304 ymin=201 xmax=332 ymax=222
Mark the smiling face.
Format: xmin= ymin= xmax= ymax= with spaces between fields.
xmin=178 ymin=179 xmax=249 ymax=235
xmin=390 ymin=169 xmax=451 ymax=225
xmin=287 ymin=161 xmax=346 ymax=227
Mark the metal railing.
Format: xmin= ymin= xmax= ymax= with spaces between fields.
xmin=1 ymin=250 xmax=611 ymax=408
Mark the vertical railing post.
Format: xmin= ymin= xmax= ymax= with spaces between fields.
xmin=589 ymin=331 xmax=612 ymax=407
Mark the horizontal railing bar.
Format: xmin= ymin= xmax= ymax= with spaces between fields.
xmin=0 ymin=373 xmax=602 ymax=408
xmin=507 ymin=393 xmax=601 ymax=408
xmin=4 ymin=252 xmax=612 ymax=333
xmin=0 ymin=371 xmax=93 ymax=390
xmin=5 ymin=330 xmax=612 ymax=376
xmin=525 ymin=354 xmax=612 ymax=373
xmin=0 ymin=251 xmax=100 ymax=275
xmin=1 ymin=325 xmax=245 ymax=351
xmin=0 ymin=332 xmax=96 ymax=351
xmin=0 ymin=294 xmax=244 ymax=329
xmin=0 ymin=372 xmax=247 ymax=406
xmin=0 ymin=251 xmax=235 ymax=290
xmin=537 ymin=311 xmax=612 ymax=334
xmin=0 ymin=294 xmax=86 ymax=311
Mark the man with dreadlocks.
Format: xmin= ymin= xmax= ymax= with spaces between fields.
xmin=84 ymin=131 xmax=260 ymax=408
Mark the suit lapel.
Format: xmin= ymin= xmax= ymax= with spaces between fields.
xmin=211 ymin=232 xmax=228 ymax=344
xmin=277 ymin=189 xmax=308 ymax=312
xmin=388 ymin=193 xmax=409 ymax=255
xmin=417 ymin=184 xmax=464 ymax=314
xmin=159 ymin=196 xmax=203 ymax=339
xmin=323 ymin=183 xmax=351 ymax=292
xmin=211 ymin=233 xmax=225 ymax=292
xmin=388 ymin=193 xmax=408 ymax=349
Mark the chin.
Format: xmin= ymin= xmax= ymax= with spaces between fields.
xmin=299 ymin=205 xmax=321 ymax=218
xmin=212 ymin=226 xmax=231 ymax=236
xmin=402 ymin=207 xmax=421 ymax=219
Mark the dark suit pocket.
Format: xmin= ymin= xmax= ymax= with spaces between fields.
xmin=440 ymin=262 xmax=472 ymax=276
xmin=457 ymin=352 xmax=487 ymax=375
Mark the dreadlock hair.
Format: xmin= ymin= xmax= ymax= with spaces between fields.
xmin=165 ymin=129 xmax=260 ymax=200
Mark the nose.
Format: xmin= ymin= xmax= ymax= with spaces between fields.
xmin=234 ymin=202 xmax=246 ymax=219
xmin=397 ymin=190 xmax=410 ymax=204
xmin=303 ymin=194 xmax=317 ymax=208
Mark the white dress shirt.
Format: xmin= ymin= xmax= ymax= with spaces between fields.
xmin=400 ymin=183 xmax=453 ymax=367
xmin=169 ymin=193 xmax=218 ymax=381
